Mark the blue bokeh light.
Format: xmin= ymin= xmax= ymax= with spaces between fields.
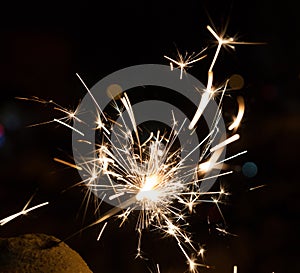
xmin=242 ymin=162 xmax=258 ymax=178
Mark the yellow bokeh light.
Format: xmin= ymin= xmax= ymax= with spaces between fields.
xmin=106 ymin=83 xmax=123 ymax=99
xmin=229 ymin=74 xmax=244 ymax=90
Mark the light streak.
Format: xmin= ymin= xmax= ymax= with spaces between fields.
xmin=53 ymin=118 xmax=84 ymax=136
xmin=216 ymin=227 xmax=238 ymax=237
xmin=233 ymin=265 xmax=238 ymax=273
xmin=16 ymin=96 xmax=84 ymax=128
xmin=54 ymin=118 xmax=84 ymax=136
xmin=210 ymin=134 xmax=240 ymax=152
xmin=0 ymin=198 xmax=49 ymax=226
xmin=228 ymin=96 xmax=245 ymax=131
xmin=54 ymin=157 xmax=83 ymax=170
xmin=109 ymin=192 xmax=125 ymax=200
xmin=189 ymin=91 xmax=212 ymax=130
xmin=249 ymin=184 xmax=266 ymax=191
xmin=196 ymin=171 xmax=233 ymax=183
xmin=76 ymin=73 xmax=107 ymax=120
xmin=215 ymin=150 xmax=247 ymax=165
xmin=97 ymin=222 xmax=108 ymax=241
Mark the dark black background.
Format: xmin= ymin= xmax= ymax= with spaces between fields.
xmin=0 ymin=1 xmax=299 ymax=273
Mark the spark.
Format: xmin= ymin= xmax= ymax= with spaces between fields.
xmin=206 ymin=25 xmax=260 ymax=72
xmin=198 ymin=246 xmax=206 ymax=261
xmin=228 ymin=96 xmax=245 ymax=131
xmin=177 ymin=242 xmax=201 ymax=273
xmin=233 ymin=265 xmax=238 ymax=273
xmin=164 ymin=49 xmax=207 ymax=79
xmin=0 ymin=196 xmax=49 ymax=226
xmin=207 ymin=25 xmax=235 ymax=72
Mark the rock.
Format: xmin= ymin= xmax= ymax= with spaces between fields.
xmin=0 ymin=233 xmax=93 ymax=273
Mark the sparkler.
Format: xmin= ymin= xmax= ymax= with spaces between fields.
xmin=17 ymin=23 xmax=260 ymax=273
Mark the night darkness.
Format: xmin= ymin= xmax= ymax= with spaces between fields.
xmin=0 ymin=1 xmax=299 ymax=273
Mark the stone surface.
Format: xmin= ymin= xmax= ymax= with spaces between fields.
xmin=0 ymin=233 xmax=93 ymax=273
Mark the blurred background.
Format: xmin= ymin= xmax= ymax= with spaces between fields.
xmin=0 ymin=0 xmax=299 ymax=272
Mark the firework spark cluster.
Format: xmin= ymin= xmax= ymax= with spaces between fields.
xmin=16 ymin=24 xmax=255 ymax=272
